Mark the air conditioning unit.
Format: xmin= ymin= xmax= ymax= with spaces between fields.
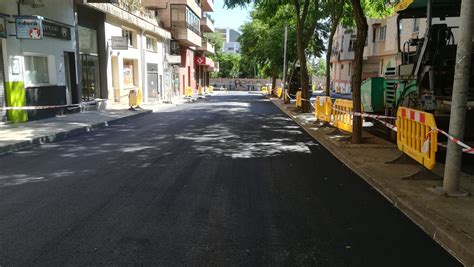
xmin=21 ymin=0 xmax=45 ymax=8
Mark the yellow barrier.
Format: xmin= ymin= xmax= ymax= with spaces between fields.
xmin=314 ymin=96 xmax=332 ymax=122
xmin=295 ymin=91 xmax=302 ymax=108
xmin=396 ymin=107 xmax=438 ymax=170
xmin=276 ymin=87 xmax=283 ymax=98
xmin=185 ymin=87 xmax=193 ymax=97
xmin=332 ymin=99 xmax=354 ymax=132
xmin=209 ymin=86 xmax=214 ymax=93
xmin=261 ymin=86 xmax=268 ymax=94
xmin=198 ymin=86 xmax=203 ymax=95
xmin=128 ymin=88 xmax=142 ymax=107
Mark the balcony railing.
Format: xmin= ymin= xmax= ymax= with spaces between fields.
xmin=172 ymin=20 xmax=200 ymax=36
xmin=114 ymin=0 xmax=156 ymax=21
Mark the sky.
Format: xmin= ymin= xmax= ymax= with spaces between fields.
xmin=212 ymin=0 xmax=253 ymax=32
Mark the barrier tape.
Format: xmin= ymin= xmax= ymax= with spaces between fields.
xmin=1 ymin=104 xmax=80 ymax=110
xmin=1 ymin=100 xmax=103 ymax=111
xmin=331 ymin=106 xmax=472 ymax=155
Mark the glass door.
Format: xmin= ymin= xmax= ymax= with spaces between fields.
xmin=81 ymin=54 xmax=100 ymax=101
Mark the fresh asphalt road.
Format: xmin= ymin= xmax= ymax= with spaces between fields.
xmin=0 ymin=92 xmax=461 ymax=266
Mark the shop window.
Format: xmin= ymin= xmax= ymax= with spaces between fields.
xmin=122 ymin=29 xmax=135 ymax=47
xmin=24 ymin=55 xmax=50 ymax=86
xmin=146 ymin=36 xmax=157 ymax=52
xmin=79 ymin=26 xmax=98 ymax=55
xmin=123 ymin=59 xmax=138 ymax=88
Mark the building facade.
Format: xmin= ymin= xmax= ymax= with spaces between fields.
xmin=216 ymin=27 xmax=241 ymax=54
xmin=0 ymin=0 xmax=77 ymax=122
xmin=144 ymin=0 xmax=216 ymax=95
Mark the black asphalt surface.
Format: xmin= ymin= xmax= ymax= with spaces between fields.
xmin=0 ymin=92 xmax=461 ymax=266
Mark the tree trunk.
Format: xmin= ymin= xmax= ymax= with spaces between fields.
xmin=350 ymin=0 xmax=368 ymax=144
xmin=325 ymin=25 xmax=337 ymax=96
xmin=296 ymin=19 xmax=311 ymax=113
xmin=285 ymin=60 xmax=297 ymax=104
xmin=271 ymin=64 xmax=277 ymax=95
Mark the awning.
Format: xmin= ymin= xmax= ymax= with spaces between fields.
xmin=394 ymin=0 xmax=461 ymax=18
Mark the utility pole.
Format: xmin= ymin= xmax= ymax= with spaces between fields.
xmin=282 ymin=21 xmax=288 ymax=101
xmin=442 ymin=0 xmax=473 ymax=196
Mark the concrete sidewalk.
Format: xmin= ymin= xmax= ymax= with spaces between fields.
xmin=0 ymin=109 xmax=151 ymax=156
xmin=269 ymin=96 xmax=474 ymax=266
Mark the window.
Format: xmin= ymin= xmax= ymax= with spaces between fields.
xmin=122 ymin=29 xmax=134 ymax=47
xmin=413 ymin=18 xmax=420 ymax=32
xmin=146 ymin=36 xmax=157 ymax=52
xmin=24 ymin=55 xmax=50 ymax=85
xmin=340 ymin=64 xmax=344 ymax=69
xmin=348 ymin=62 xmax=351 ymax=76
xmin=170 ymin=40 xmax=180 ymax=55
xmin=123 ymin=59 xmax=138 ymax=88
xmin=379 ymin=26 xmax=386 ymax=41
xmin=373 ymin=28 xmax=377 ymax=42
xmin=348 ymin=39 xmax=355 ymax=51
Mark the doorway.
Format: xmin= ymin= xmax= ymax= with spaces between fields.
xmin=147 ymin=73 xmax=159 ymax=102
xmin=81 ymin=54 xmax=100 ymax=101
xmin=64 ymin=52 xmax=78 ymax=104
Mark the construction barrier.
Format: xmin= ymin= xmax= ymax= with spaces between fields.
xmin=314 ymin=96 xmax=332 ymax=122
xmin=276 ymin=87 xmax=283 ymax=98
xmin=209 ymin=86 xmax=214 ymax=93
xmin=198 ymin=86 xmax=203 ymax=95
xmin=295 ymin=91 xmax=302 ymax=108
xmin=185 ymin=87 xmax=193 ymax=97
xmin=332 ymin=99 xmax=354 ymax=133
xmin=128 ymin=88 xmax=142 ymax=107
xmin=396 ymin=107 xmax=438 ymax=170
xmin=261 ymin=86 xmax=268 ymax=94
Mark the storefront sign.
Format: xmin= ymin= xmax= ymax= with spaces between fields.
xmin=43 ymin=21 xmax=71 ymax=40
xmin=195 ymin=56 xmax=207 ymax=65
xmin=111 ymin=36 xmax=128 ymax=50
xmin=0 ymin=16 xmax=7 ymax=39
xmin=15 ymin=16 xmax=43 ymax=40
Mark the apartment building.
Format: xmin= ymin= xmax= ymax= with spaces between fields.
xmin=216 ymin=27 xmax=241 ymax=54
xmin=143 ymin=0 xmax=216 ymax=95
xmin=330 ymin=15 xmax=460 ymax=94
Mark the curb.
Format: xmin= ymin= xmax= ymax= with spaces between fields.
xmin=0 ymin=110 xmax=152 ymax=156
xmin=268 ymin=96 xmax=474 ymax=267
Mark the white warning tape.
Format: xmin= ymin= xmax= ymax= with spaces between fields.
xmin=1 ymin=104 xmax=79 ymax=110
xmin=331 ymin=106 xmax=472 ymax=155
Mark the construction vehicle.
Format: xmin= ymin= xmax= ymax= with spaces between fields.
xmin=362 ymin=0 xmax=474 ymax=137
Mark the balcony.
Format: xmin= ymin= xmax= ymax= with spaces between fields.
xmin=201 ymin=0 xmax=214 ymax=12
xmin=143 ymin=0 xmax=201 ymax=19
xmin=198 ymin=38 xmax=215 ymax=54
xmin=201 ymin=14 xmax=214 ymax=32
xmin=172 ymin=22 xmax=202 ymax=47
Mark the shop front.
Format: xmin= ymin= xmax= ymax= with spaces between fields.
xmin=1 ymin=0 xmax=78 ymax=122
xmin=77 ymin=4 xmax=107 ymax=101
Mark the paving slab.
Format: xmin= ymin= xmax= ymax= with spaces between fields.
xmin=269 ymin=96 xmax=474 ymax=267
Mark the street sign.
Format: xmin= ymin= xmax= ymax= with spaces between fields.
xmin=111 ymin=36 xmax=128 ymax=50
xmin=15 ymin=16 xmax=44 ymax=40
xmin=0 ymin=16 xmax=6 ymax=39
xmin=43 ymin=21 xmax=71 ymax=40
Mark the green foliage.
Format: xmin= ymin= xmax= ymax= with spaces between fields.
xmin=214 ymin=53 xmax=242 ymax=78
xmin=309 ymin=58 xmax=326 ymax=76
xmin=204 ymin=32 xmax=224 ymax=52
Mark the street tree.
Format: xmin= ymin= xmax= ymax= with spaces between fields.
xmin=350 ymin=0 xmax=389 ymax=144
xmin=225 ymin=0 xmax=326 ymax=113
xmin=239 ymin=5 xmax=297 ymax=90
